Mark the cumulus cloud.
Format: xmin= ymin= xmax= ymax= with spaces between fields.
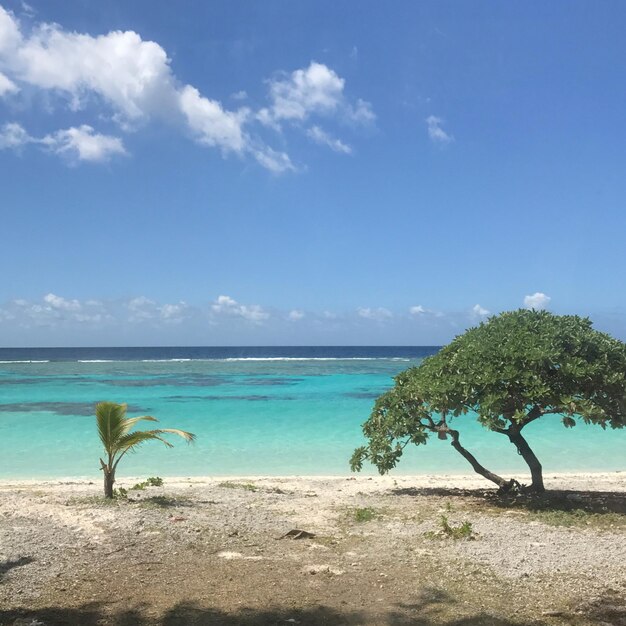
xmin=260 ymin=61 xmax=374 ymax=127
xmin=306 ymin=125 xmax=352 ymax=154
xmin=178 ymin=85 xmax=248 ymax=155
xmin=0 ymin=6 xmax=373 ymax=172
xmin=1 ymin=293 xmax=113 ymax=326
xmin=0 ymin=70 xmax=17 ymax=95
xmin=524 ymin=292 xmax=551 ymax=310
xmin=43 ymin=293 xmax=81 ymax=311
xmin=1 ymin=121 xmax=126 ymax=162
xmin=0 ymin=121 xmax=30 ymax=149
xmin=211 ymin=295 xmax=269 ymax=322
xmin=288 ymin=309 xmax=304 ymax=321
xmin=127 ymin=296 xmax=157 ymax=322
xmin=426 ymin=115 xmax=453 ymax=145
xmin=41 ymin=125 xmax=126 ymax=162
xmin=471 ymin=304 xmax=490 ymax=317
xmin=5 ymin=17 xmax=176 ymax=120
xmin=159 ymin=301 xmax=189 ymax=323
xmin=357 ymin=307 xmax=392 ymax=321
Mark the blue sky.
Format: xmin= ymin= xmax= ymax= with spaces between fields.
xmin=1 ymin=1 xmax=625 ymax=346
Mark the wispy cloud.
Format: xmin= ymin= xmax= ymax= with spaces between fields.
xmin=357 ymin=307 xmax=393 ymax=321
xmin=426 ymin=115 xmax=453 ymax=146
xmin=1 ymin=122 xmax=126 ymax=163
xmin=306 ymin=125 xmax=352 ymax=154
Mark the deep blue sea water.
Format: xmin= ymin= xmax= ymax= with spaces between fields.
xmin=0 ymin=346 xmax=624 ymax=479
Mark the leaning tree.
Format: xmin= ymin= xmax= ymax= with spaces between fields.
xmin=351 ymin=310 xmax=626 ymax=492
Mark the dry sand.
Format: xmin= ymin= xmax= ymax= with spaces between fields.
xmin=1 ymin=472 xmax=624 ymax=625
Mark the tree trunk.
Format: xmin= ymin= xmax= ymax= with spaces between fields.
xmin=507 ymin=428 xmax=545 ymax=493
xmin=448 ymin=428 xmax=517 ymax=492
xmin=103 ymin=469 xmax=115 ymax=499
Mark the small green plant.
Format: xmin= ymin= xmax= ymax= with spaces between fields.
xmin=425 ymin=515 xmax=475 ymax=540
xmin=130 ymin=476 xmax=164 ymax=491
xmin=218 ymin=481 xmax=258 ymax=492
xmin=112 ymin=486 xmax=128 ymax=499
xmin=96 ymin=402 xmax=195 ymax=499
xmin=353 ymin=507 xmax=377 ymax=522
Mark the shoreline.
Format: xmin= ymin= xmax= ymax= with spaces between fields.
xmin=1 ymin=470 xmax=624 ymax=492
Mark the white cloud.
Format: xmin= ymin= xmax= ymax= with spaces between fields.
xmin=357 ymin=307 xmax=392 ymax=321
xmin=0 ymin=7 xmax=374 ymax=172
xmin=306 ymin=125 xmax=352 ymax=154
xmin=0 ymin=70 xmax=17 ymax=95
xmin=0 ymin=293 xmax=114 ymax=326
xmin=262 ymin=61 xmax=374 ymax=127
xmin=347 ymin=98 xmax=375 ymax=124
xmin=41 ymin=125 xmax=126 ymax=162
xmin=43 ymin=293 xmax=81 ymax=311
xmin=524 ymin=292 xmax=551 ymax=310
xmin=159 ymin=302 xmax=189 ymax=323
xmin=211 ymin=294 xmax=269 ymax=322
xmin=0 ymin=6 xmax=21 ymax=55
xmin=0 ymin=121 xmax=125 ymax=162
xmin=265 ymin=62 xmax=344 ymax=123
xmin=179 ymin=85 xmax=248 ymax=154
xmin=0 ymin=122 xmax=30 ymax=148
xmin=409 ymin=305 xmax=444 ymax=318
xmin=250 ymin=145 xmax=295 ymax=174
xmin=288 ymin=309 xmax=304 ymax=321
xmin=426 ymin=115 xmax=453 ymax=145
xmin=127 ymin=296 xmax=157 ymax=321
xmin=8 ymin=23 xmax=176 ymax=120
xmin=231 ymin=90 xmax=247 ymax=101
xmin=471 ymin=304 xmax=490 ymax=317
xmin=20 ymin=2 xmax=35 ymax=17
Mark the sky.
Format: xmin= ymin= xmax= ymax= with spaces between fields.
xmin=1 ymin=1 xmax=625 ymax=346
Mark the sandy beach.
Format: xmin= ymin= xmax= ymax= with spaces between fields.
xmin=1 ymin=472 xmax=624 ymax=625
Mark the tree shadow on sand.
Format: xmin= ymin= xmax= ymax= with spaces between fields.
xmin=4 ymin=589 xmax=623 ymax=626
xmin=0 ymin=556 xmax=34 ymax=582
xmin=390 ymin=486 xmax=626 ymax=515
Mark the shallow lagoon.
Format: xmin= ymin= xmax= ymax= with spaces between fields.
xmin=0 ymin=347 xmax=624 ymax=479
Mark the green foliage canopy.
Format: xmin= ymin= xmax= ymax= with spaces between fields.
xmin=351 ymin=310 xmax=626 ymax=489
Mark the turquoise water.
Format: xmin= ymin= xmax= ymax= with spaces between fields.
xmin=0 ymin=353 xmax=624 ymax=479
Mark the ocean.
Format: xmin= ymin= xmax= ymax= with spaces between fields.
xmin=0 ymin=346 xmax=624 ymax=480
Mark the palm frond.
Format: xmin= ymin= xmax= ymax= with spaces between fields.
xmin=96 ymin=402 xmax=128 ymax=452
xmin=156 ymin=428 xmax=196 ymax=443
xmin=122 ymin=415 xmax=159 ymax=432
xmin=115 ymin=430 xmax=175 ymax=453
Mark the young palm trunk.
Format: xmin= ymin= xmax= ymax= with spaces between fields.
xmin=104 ymin=469 xmax=115 ymax=499
xmin=100 ymin=458 xmax=115 ymax=498
xmin=507 ymin=428 xmax=545 ymax=493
